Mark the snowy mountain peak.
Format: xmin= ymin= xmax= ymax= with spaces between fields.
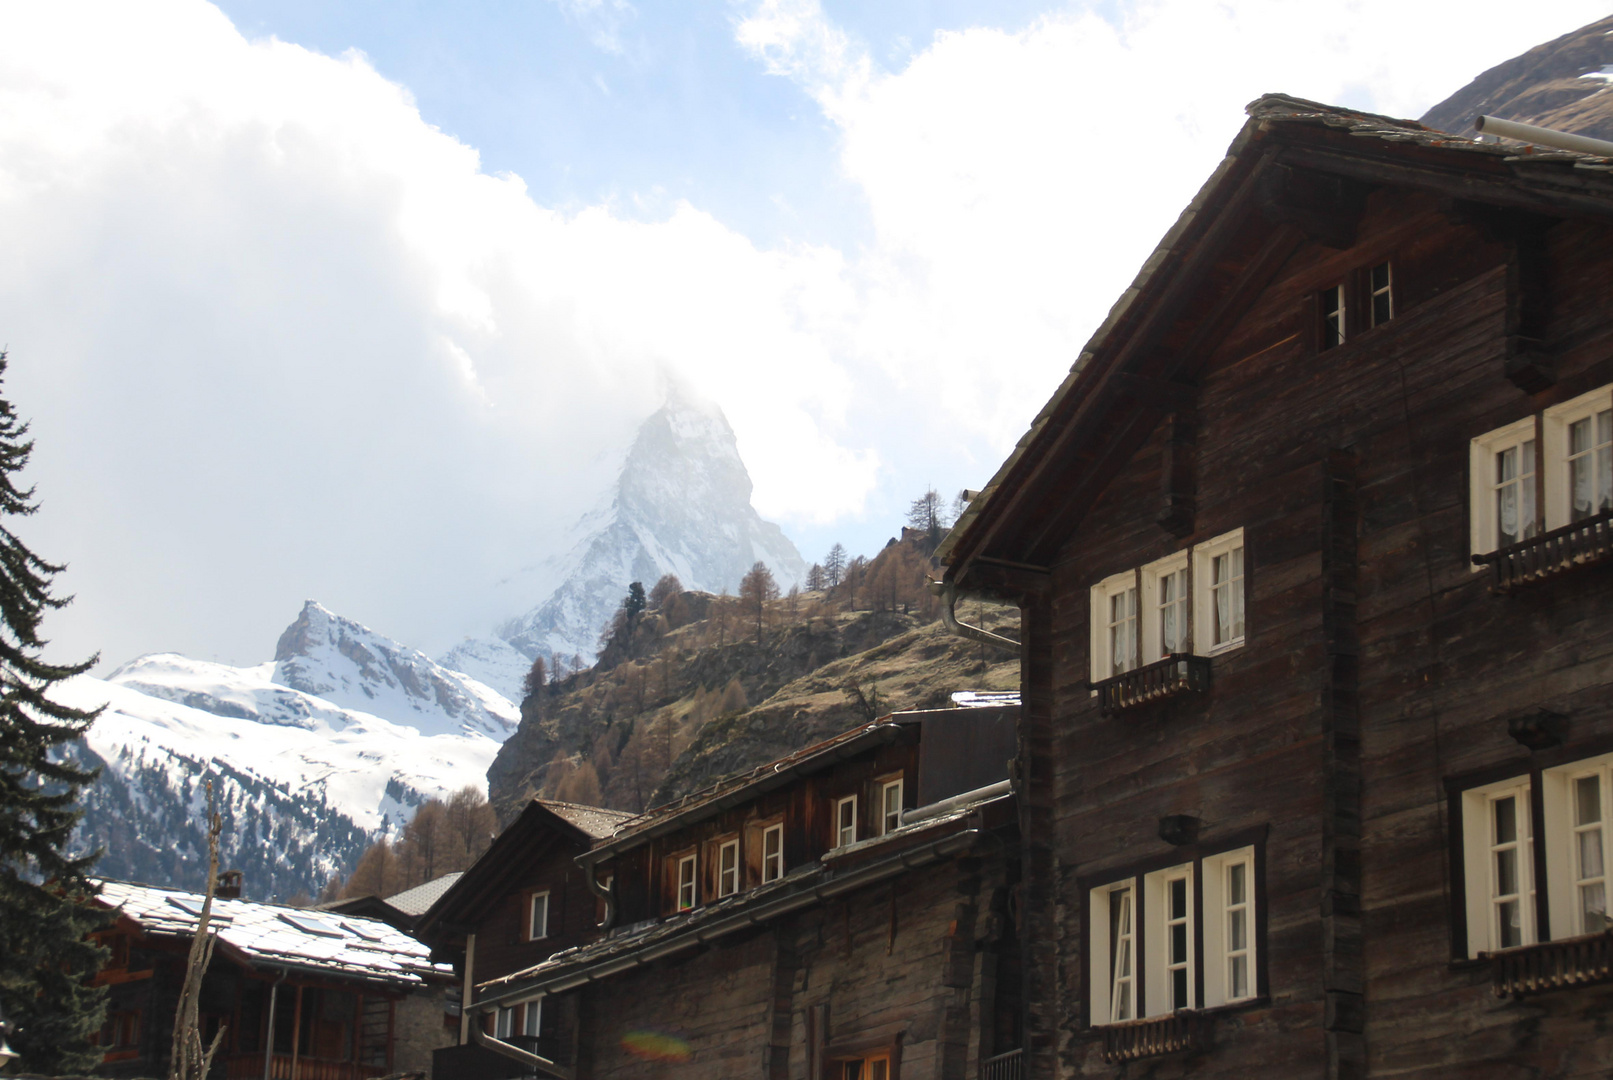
xmin=492 ymin=393 xmax=807 ymax=666
xmin=274 ymin=600 xmax=517 ymax=739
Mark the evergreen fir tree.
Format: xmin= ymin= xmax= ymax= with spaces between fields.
xmin=0 ymin=352 xmax=108 ymax=1072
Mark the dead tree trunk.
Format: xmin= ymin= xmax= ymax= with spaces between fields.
xmin=169 ymin=778 xmax=226 ymax=1080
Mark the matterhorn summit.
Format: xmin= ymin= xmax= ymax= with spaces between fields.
xmin=455 ymin=390 xmax=807 ymax=676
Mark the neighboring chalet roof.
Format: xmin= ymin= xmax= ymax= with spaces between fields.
xmin=95 ymin=878 xmax=453 ymax=988
xmin=414 ymin=800 xmax=634 ymax=939
xmin=577 ymin=719 xmax=922 ymax=864
xmin=472 ymin=782 xmax=1015 ymax=1011
xmin=938 ymin=93 xmax=1613 ymax=583
xmin=385 ymin=872 xmax=464 ymax=917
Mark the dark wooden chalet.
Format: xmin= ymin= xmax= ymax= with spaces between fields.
xmin=937 ymin=94 xmax=1613 ymax=1077
xmin=91 ymin=876 xmax=455 ymax=1079
xmin=417 ymin=799 xmax=633 ymax=1078
xmin=456 ymin=703 xmax=1021 ymax=1080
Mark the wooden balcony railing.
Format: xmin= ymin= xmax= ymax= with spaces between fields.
xmin=1491 ymin=931 xmax=1613 ymax=997
xmin=980 ymin=1047 xmax=1023 ymax=1080
xmin=1472 ymin=508 xmax=1613 ymax=592
xmin=1100 ymin=1012 xmax=1212 ymax=1064
xmin=1095 ymin=654 xmax=1211 ymax=715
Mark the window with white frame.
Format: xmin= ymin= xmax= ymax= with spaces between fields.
xmin=495 ymin=1006 xmax=515 ymax=1039
xmin=1090 ymin=571 xmax=1139 ymax=681
xmin=1543 ymin=385 xmax=1613 ymax=530
xmin=1090 ymin=530 xmax=1246 ymax=683
xmin=880 ymin=778 xmax=904 ymax=836
xmin=676 ymin=853 xmax=697 ymax=911
xmin=1141 ymin=552 xmax=1190 ymax=663
xmin=718 ymin=838 xmax=740 ymax=897
xmin=1541 ymin=752 xmax=1613 ymax=943
xmin=835 ymin=795 xmax=858 ymax=848
xmin=1201 ymin=848 xmax=1257 ymax=1006
xmin=1320 ymin=284 xmax=1346 ymax=350
xmin=1194 ymin=530 xmax=1246 ymax=654
xmin=762 ymin=823 xmax=785 ymax=882
xmin=1458 ymin=775 xmax=1536 ymax=956
xmin=527 ymin=890 xmax=549 ymax=941
xmin=1368 ymin=261 xmax=1393 ymax=327
xmin=522 ymin=999 xmax=542 ymax=1037
xmin=1145 ymin=864 xmax=1195 ymax=1015
xmin=1087 ymin=844 xmax=1259 ymax=1026
xmin=1470 ymin=418 xmax=1538 ymax=557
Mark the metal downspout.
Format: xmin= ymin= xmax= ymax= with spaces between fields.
xmin=469 ymin=1010 xmax=574 ymax=1080
xmin=581 ymin=862 xmax=615 ymax=931
xmin=932 ymin=580 xmax=1022 ymax=653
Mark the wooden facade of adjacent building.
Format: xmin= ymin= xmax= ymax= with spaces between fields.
xmin=938 ymin=95 xmax=1613 ymax=1077
xmin=433 ymin=705 xmax=1021 ymax=1080
xmin=91 ymin=878 xmax=454 ymax=1079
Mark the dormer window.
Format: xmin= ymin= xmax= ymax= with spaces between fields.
xmin=676 ymin=854 xmax=697 ymax=911
xmin=835 ymin=795 xmax=858 ymax=848
xmin=880 ymin=778 xmax=904 ymax=836
xmin=527 ymin=890 xmax=549 ymax=941
xmin=718 ymin=838 xmax=740 ymax=897
xmin=762 ymin=823 xmax=785 ymax=882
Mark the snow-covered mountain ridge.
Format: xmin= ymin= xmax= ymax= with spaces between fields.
xmin=62 ymin=602 xmax=519 ymax=900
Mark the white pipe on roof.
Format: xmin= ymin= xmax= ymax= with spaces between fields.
xmin=1475 ymin=115 xmax=1613 ymax=158
xmin=899 ymin=780 xmax=1014 ymax=828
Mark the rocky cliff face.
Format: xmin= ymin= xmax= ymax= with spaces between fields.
xmin=488 ymin=392 xmax=806 ymax=669
xmin=274 ymin=600 xmax=517 ymax=739
xmin=1421 ymin=15 xmax=1613 ymax=139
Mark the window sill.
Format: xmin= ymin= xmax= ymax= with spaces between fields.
xmin=1489 ymin=930 xmax=1613 ymax=997
xmin=1471 ymin=508 xmax=1613 ymax=592
xmin=1094 ymin=654 xmax=1212 ymax=716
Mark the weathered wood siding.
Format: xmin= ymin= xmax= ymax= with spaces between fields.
xmin=1030 ymin=183 xmax=1613 ymax=1078
xmin=473 ymin=846 xmax=605 ymax=984
xmin=573 ymin=855 xmax=1013 ymax=1080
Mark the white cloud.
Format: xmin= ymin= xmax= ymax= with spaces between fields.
xmin=0 ymin=0 xmax=870 ymax=667
xmin=1 ymin=0 xmax=1604 ymax=669
xmin=733 ymin=0 xmax=1611 ymax=458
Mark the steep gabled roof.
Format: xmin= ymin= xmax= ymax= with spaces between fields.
xmin=939 ymin=94 xmax=1613 ymax=583
xmin=95 ymin=878 xmax=451 ymax=987
xmin=414 ymin=799 xmax=630 ymax=938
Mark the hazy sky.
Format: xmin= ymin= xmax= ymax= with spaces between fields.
xmin=1 ymin=1 xmax=1604 ymax=670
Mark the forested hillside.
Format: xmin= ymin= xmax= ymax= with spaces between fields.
xmin=486 ymin=524 xmax=1020 ymax=823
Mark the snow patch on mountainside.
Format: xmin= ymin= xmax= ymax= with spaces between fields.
xmin=489 ymin=390 xmax=807 ymax=668
xmin=60 ymin=674 xmax=499 ymax=835
xmin=437 ymin=635 xmax=534 ymax=704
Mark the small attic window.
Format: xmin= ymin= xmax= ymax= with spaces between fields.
xmin=341 ymin=920 xmax=386 ymax=942
xmin=1319 ymin=284 xmax=1346 ymax=350
xmin=280 ymin=912 xmax=345 ymax=938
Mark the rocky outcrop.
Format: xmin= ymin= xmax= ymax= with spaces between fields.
xmin=1421 ymin=15 xmax=1613 ymax=139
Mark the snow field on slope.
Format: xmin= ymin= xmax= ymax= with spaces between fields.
xmin=55 ymin=675 xmax=499 ymax=834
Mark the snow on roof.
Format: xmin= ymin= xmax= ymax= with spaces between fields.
xmin=95 ymin=879 xmax=452 ymax=987
xmin=384 ymin=872 xmax=464 ymax=916
xmin=538 ymin=799 xmax=635 ymax=839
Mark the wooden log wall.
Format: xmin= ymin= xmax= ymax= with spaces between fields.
xmin=573 ymin=854 xmax=1011 ymax=1080
xmin=473 ymin=842 xmax=610 ymax=984
xmin=1025 ymin=181 xmax=1613 ymax=1078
